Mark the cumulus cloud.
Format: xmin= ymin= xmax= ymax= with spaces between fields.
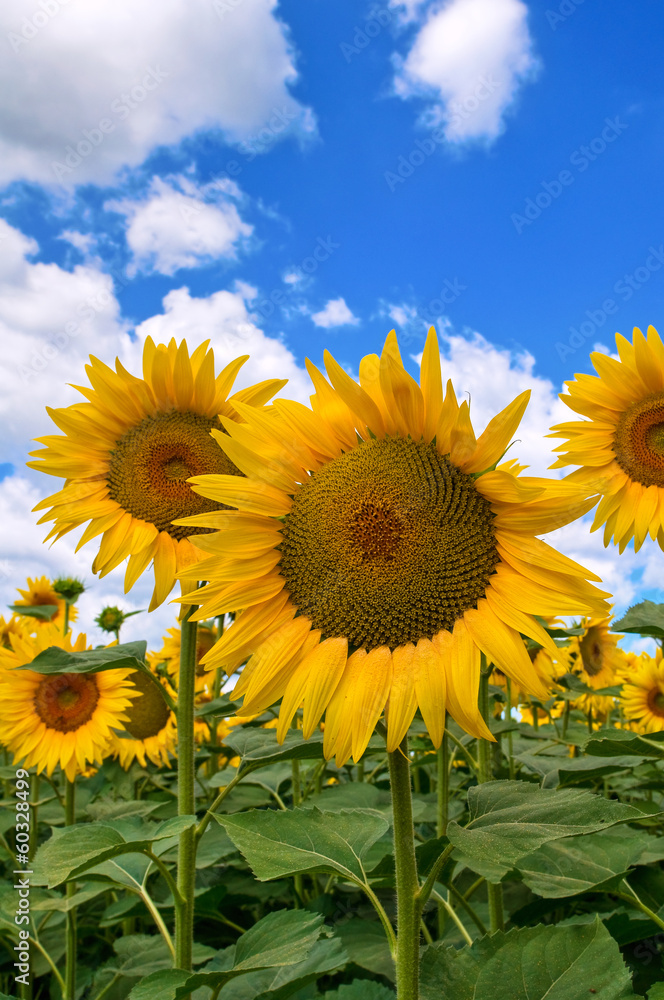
xmin=106 ymin=175 xmax=253 ymax=276
xmin=0 ymin=219 xmax=127 ymax=463
xmin=414 ymin=326 xmax=568 ymax=476
xmin=393 ymin=0 xmax=539 ymax=143
xmin=311 ymin=297 xmax=360 ymax=329
xmin=0 ymin=222 xmax=313 ymax=640
xmin=0 ymin=0 xmax=313 ymax=186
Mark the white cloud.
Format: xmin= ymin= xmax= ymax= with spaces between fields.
xmin=393 ymin=0 xmax=539 ymax=143
xmin=132 ymin=283 xmax=312 ymax=402
xmin=311 ymin=297 xmax=360 ymax=329
xmin=415 ymin=326 xmax=567 ymax=477
xmin=0 ymin=221 xmax=313 ymax=640
xmin=57 ymin=230 xmax=97 ymax=255
xmin=0 ymin=474 xmax=180 ymax=650
xmin=0 ymin=0 xmax=313 ymax=186
xmin=106 ymin=175 xmax=253 ymax=276
xmin=0 ymin=219 xmax=127 ymax=463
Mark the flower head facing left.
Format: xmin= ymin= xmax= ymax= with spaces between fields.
xmin=28 ymin=337 xmax=286 ymax=610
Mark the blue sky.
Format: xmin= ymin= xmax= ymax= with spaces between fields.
xmin=1 ymin=0 xmax=663 ymax=646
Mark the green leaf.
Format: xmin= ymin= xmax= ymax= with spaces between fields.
xmin=585 ymin=728 xmax=664 ymax=759
xmin=446 ymin=780 xmax=647 ymax=880
xmin=222 ymin=727 xmax=326 ymax=768
xmin=420 ymin=917 xmax=638 ymax=999
xmin=195 ymin=694 xmax=239 ymax=718
xmin=19 ymin=640 xmax=148 ymax=674
xmin=514 ymin=831 xmax=647 ymax=897
xmin=333 ymin=919 xmax=394 ymax=980
xmin=517 ymin=751 xmax=639 ymax=787
xmin=8 ymin=603 xmax=59 ymax=620
xmin=321 ymin=985 xmax=394 ymax=1000
xmin=647 ymin=985 xmax=664 ymax=1000
xmin=32 ymin=815 xmax=196 ymax=886
xmin=215 ymin=806 xmax=389 ymax=884
xmin=129 ymin=910 xmax=332 ymax=1000
xmin=613 ymin=600 xmax=664 ymax=640
xmin=219 ymin=938 xmax=347 ymax=1000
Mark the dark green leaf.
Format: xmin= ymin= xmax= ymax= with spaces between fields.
xmin=517 ymin=751 xmax=639 ymax=787
xmin=613 ymin=600 xmax=664 ymax=640
xmin=585 ymin=728 xmax=664 ymax=759
xmin=19 ymin=640 xmax=148 ymax=674
xmin=222 ymin=728 xmax=326 ymax=768
xmin=195 ymin=694 xmax=239 ymax=718
xmin=32 ymin=815 xmax=196 ymax=886
xmin=215 ymin=806 xmax=389 ymax=883
xmin=515 ymin=831 xmax=647 ymax=897
xmin=321 ymin=985 xmax=394 ymax=1000
xmin=420 ymin=917 xmax=637 ymax=999
xmin=446 ymin=780 xmax=647 ymax=880
xmin=129 ymin=910 xmax=330 ymax=1000
xmin=8 ymin=603 xmax=59 ymax=620
xmin=333 ymin=919 xmax=394 ymax=980
xmin=219 ymin=938 xmax=347 ymax=1000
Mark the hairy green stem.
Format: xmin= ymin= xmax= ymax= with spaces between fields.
xmin=478 ymin=666 xmax=505 ymax=934
xmin=388 ymin=738 xmax=420 ymax=999
xmin=291 ymin=758 xmax=305 ymax=905
xmin=175 ymin=603 xmax=198 ymax=972
xmin=505 ymin=679 xmax=516 ymax=781
xmin=65 ymin=779 xmax=77 ymax=1000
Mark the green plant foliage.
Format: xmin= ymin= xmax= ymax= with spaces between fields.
xmin=19 ymin=639 xmax=149 ymax=673
xmin=613 ymin=600 xmax=664 ymax=640
xmin=216 ymin=807 xmax=389 ymax=883
xmin=446 ymin=781 xmax=647 ymax=880
xmin=420 ymin=918 xmax=638 ymax=999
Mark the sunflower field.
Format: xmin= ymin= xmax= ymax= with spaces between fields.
xmin=3 ymin=326 xmax=664 ymax=1000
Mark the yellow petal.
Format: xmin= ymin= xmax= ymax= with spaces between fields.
xmin=464 ymin=601 xmax=550 ymax=700
xmin=302 ymin=636 xmax=349 ymax=739
xmin=420 ymin=327 xmax=443 ymax=444
xmin=188 ymin=475 xmax=292 ymax=516
xmin=385 ymin=643 xmax=418 ymax=752
xmin=463 ymin=391 xmax=530 ymax=474
xmin=413 ymin=637 xmax=446 ymax=748
xmin=349 ymin=646 xmax=393 ymax=762
xmin=324 ymin=350 xmax=386 ymax=437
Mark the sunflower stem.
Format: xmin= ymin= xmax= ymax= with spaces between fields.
xmin=64 ymin=778 xmax=77 ymax=1000
xmin=388 ymin=738 xmax=420 ymax=1000
xmin=478 ymin=665 xmax=505 ymax=934
xmin=291 ymin=758 xmax=305 ymax=906
xmin=436 ymin=729 xmax=449 ymax=938
xmin=175 ymin=601 xmax=198 ymax=973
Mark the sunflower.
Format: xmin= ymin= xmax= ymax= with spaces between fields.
xmin=0 ymin=615 xmax=30 ymax=648
xmin=14 ymin=576 xmax=78 ymax=629
xmin=564 ymin=616 xmax=624 ymax=716
xmin=620 ymin=648 xmax=664 ymax=733
xmin=0 ymin=625 xmax=137 ymax=780
xmin=110 ymin=668 xmax=177 ymax=769
xmin=28 ymin=338 xmax=286 ymax=610
xmin=550 ymin=324 xmax=664 ymax=553
xmin=175 ymin=329 xmax=608 ymax=764
xmin=156 ymin=620 xmax=220 ymax=693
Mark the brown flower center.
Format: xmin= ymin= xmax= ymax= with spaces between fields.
xmin=613 ymin=392 xmax=664 ymax=488
xmin=647 ymin=687 xmax=664 ymax=718
xmin=123 ymin=670 xmax=170 ymax=741
xmin=579 ymin=629 xmax=604 ymax=677
xmin=279 ymin=437 xmax=499 ymax=650
xmin=34 ymin=674 xmax=99 ymax=732
xmin=106 ymin=410 xmax=242 ymax=540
